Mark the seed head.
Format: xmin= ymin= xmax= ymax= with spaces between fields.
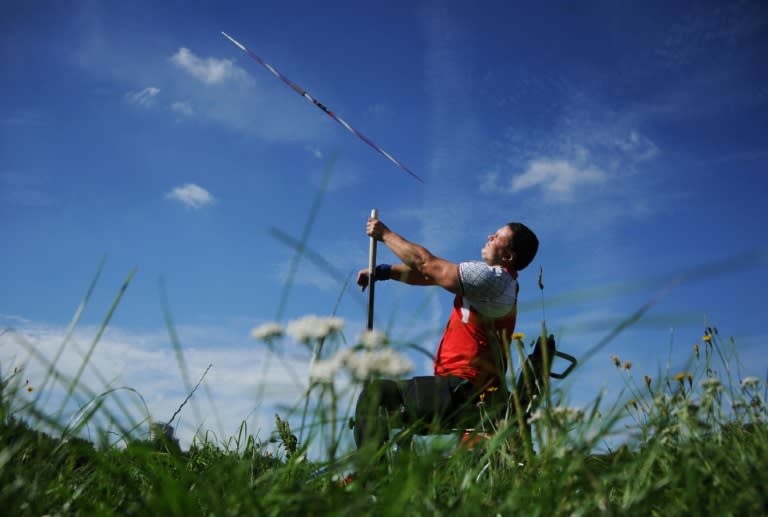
xmin=700 ymin=377 xmax=722 ymax=391
xmin=286 ymin=315 xmax=344 ymax=344
xmin=358 ymin=329 xmax=388 ymax=349
xmin=250 ymin=322 xmax=284 ymax=341
xmin=741 ymin=376 xmax=760 ymax=389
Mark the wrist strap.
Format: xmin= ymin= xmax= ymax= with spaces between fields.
xmin=375 ymin=264 xmax=392 ymax=281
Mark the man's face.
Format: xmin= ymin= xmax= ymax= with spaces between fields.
xmin=481 ymin=226 xmax=514 ymax=266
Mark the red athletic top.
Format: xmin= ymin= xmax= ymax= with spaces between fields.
xmin=433 ymin=262 xmax=518 ymax=389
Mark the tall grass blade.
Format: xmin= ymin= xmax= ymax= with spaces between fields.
xmin=37 ymin=257 xmax=106 ymax=412
xmin=274 ymin=152 xmax=336 ymax=322
xmin=158 ymin=277 xmax=204 ymax=433
xmin=518 ymin=248 xmax=768 ymax=313
xmin=54 ymin=269 xmax=136 ymax=420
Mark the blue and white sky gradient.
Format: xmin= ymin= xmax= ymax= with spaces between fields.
xmin=2 ymin=1 xmax=767 ymax=451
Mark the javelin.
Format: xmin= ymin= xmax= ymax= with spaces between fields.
xmin=221 ymin=32 xmax=423 ymax=184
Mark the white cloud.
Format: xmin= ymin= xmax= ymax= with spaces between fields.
xmin=510 ymin=159 xmax=606 ymax=200
xmin=170 ymin=48 xmax=243 ymax=85
xmin=0 ymin=319 xmax=315 ymax=451
xmin=170 ymin=101 xmax=195 ymax=117
xmin=479 ymin=169 xmax=499 ymax=194
xmin=125 ymin=87 xmax=160 ymax=107
xmin=614 ymin=131 xmax=659 ymax=162
xmin=304 ymin=146 xmax=324 ymax=159
xmin=166 ymin=183 xmax=215 ymax=209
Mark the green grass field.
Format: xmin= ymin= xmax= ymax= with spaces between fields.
xmin=2 ymin=316 xmax=766 ymax=516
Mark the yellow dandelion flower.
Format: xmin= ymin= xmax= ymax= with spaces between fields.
xmin=512 ymin=332 xmax=525 ymax=341
xmin=703 ymin=335 xmax=712 ymax=343
xmin=479 ymin=386 xmax=498 ymax=402
xmin=673 ymin=372 xmax=686 ymax=383
xmin=27 ymin=386 xmax=34 ymax=393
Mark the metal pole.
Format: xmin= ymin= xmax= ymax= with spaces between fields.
xmin=366 ymin=208 xmax=378 ymax=330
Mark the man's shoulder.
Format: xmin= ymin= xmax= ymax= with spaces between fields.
xmin=459 ymin=261 xmax=511 ymax=281
xmin=459 ymin=261 xmax=516 ymax=295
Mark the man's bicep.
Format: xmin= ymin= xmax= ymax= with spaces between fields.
xmin=422 ymin=257 xmax=461 ymax=293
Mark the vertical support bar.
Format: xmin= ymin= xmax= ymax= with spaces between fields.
xmin=366 ymin=208 xmax=378 ymax=330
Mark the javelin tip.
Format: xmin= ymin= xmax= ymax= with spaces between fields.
xmin=221 ymin=31 xmax=247 ymax=52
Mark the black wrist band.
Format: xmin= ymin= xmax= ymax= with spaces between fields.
xmin=375 ymin=264 xmax=392 ymax=281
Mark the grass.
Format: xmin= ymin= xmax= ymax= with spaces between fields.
xmin=2 ymin=308 xmax=767 ymax=516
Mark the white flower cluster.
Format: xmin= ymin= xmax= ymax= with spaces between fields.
xmin=358 ymin=329 xmax=388 ymax=349
xmin=700 ymin=377 xmax=723 ymax=392
xmin=741 ymin=376 xmax=760 ymax=388
xmin=250 ymin=322 xmax=284 ymax=341
xmin=286 ymin=315 xmax=344 ymax=344
xmin=309 ymin=347 xmax=413 ymax=384
xmin=526 ymin=406 xmax=584 ymax=425
xmin=345 ymin=348 xmax=413 ymax=380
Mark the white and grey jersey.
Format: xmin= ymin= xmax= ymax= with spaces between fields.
xmin=458 ymin=261 xmax=518 ymax=318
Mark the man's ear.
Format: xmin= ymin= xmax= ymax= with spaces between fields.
xmin=502 ymin=250 xmax=516 ymax=266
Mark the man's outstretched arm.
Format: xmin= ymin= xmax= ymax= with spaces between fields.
xmin=366 ymin=217 xmax=461 ymax=294
xmin=357 ymin=263 xmax=436 ymax=291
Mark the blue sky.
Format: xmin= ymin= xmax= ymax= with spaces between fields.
xmin=2 ymin=1 xmax=767 ymax=452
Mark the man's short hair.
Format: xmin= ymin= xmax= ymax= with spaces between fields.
xmin=506 ymin=223 xmax=539 ymax=271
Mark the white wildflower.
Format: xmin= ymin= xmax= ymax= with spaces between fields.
xmin=552 ymin=406 xmax=585 ymax=422
xmin=700 ymin=377 xmax=722 ymax=391
xmin=308 ymin=350 xmax=350 ymax=384
xmin=343 ymin=348 xmax=413 ymax=380
xmin=527 ymin=405 xmax=584 ymax=426
xmin=358 ymin=329 xmax=388 ymax=349
xmin=250 ymin=322 xmax=284 ymax=341
xmin=526 ymin=408 xmax=544 ymax=425
xmin=741 ymin=376 xmax=760 ymax=388
xmin=286 ymin=315 xmax=345 ymax=344
xmin=673 ymin=399 xmax=700 ymax=418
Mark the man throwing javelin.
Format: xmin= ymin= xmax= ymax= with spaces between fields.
xmin=353 ymin=216 xmax=539 ymax=451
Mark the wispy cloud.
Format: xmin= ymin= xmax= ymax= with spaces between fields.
xmin=0 ymin=318 xmax=313 ymax=450
xmin=166 ymin=183 xmax=215 ymax=209
xmin=69 ymin=11 xmax=329 ymax=144
xmin=171 ymin=101 xmax=195 ymax=117
xmin=482 ymin=91 xmax=664 ymax=227
xmin=510 ymin=159 xmax=606 ymax=200
xmin=419 ymin=8 xmax=482 ymax=254
xmin=170 ymin=48 xmax=245 ymax=85
xmin=304 ymin=145 xmax=324 ymax=159
xmin=125 ymin=87 xmax=160 ymax=107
